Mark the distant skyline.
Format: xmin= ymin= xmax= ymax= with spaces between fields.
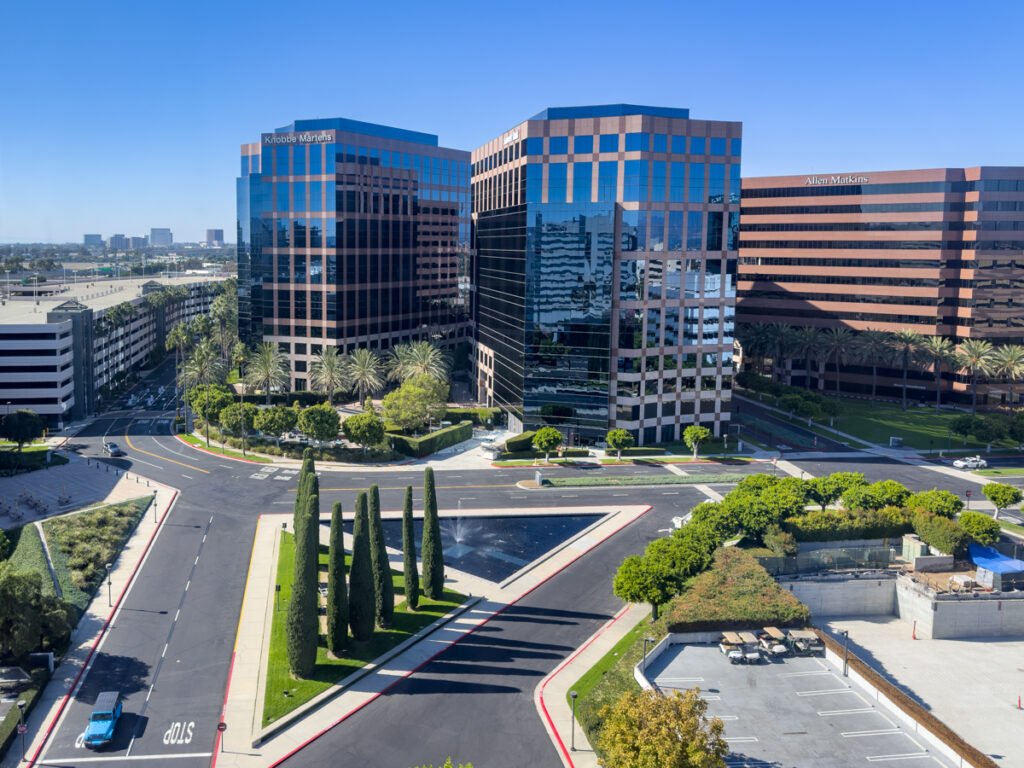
xmin=1 ymin=0 xmax=1022 ymax=243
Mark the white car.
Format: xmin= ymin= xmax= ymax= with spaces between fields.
xmin=953 ymin=456 xmax=988 ymax=469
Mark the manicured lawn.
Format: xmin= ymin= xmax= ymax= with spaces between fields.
xmin=977 ymin=467 xmax=1024 ymax=478
xmin=492 ymin=458 xmax=588 ymax=467
xmin=43 ymin=496 xmax=153 ymax=614
xmin=0 ymin=444 xmax=69 ymax=473
xmin=263 ymin=531 xmax=465 ymax=726
xmin=999 ymin=520 xmax=1024 ymax=538
xmin=545 ymin=473 xmax=747 ymax=488
xmin=178 ymin=433 xmax=271 ymax=463
xmin=598 ymin=456 xmax=754 ymax=465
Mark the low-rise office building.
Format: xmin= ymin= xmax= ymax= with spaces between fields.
xmin=473 ymin=104 xmax=741 ymax=444
xmin=738 ymin=166 xmax=1024 ymax=402
xmin=0 ymin=276 xmax=222 ymax=426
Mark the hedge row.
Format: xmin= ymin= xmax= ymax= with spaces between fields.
xmin=913 ymin=512 xmax=969 ymax=557
xmin=504 ymin=430 xmax=537 ymax=453
xmin=444 ymin=407 xmax=501 ymax=427
xmin=662 ymin=548 xmax=810 ymax=633
xmin=612 ymin=447 xmax=667 ymax=457
xmin=783 ymin=507 xmax=912 ymax=542
xmin=498 ymin=448 xmax=590 ymax=460
xmin=388 ymin=421 xmax=472 ymax=458
xmin=196 ymin=423 xmax=397 ymax=463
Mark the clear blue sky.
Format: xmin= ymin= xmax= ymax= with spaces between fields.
xmin=1 ymin=0 xmax=1021 ymax=243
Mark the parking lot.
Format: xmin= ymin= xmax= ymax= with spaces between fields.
xmin=644 ymin=644 xmax=954 ymax=767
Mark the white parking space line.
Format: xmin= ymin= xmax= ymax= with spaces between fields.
xmin=43 ymin=753 xmax=214 ymax=763
xmin=657 ymin=676 xmax=705 ymax=683
xmin=865 ymin=753 xmax=931 ymax=762
xmin=818 ymin=707 xmax=876 ymax=716
xmin=716 ymin=715 xmax=739 ymax=721
xmin=842 ymin=728 xmax=903 ymax=737
xmin=701 ymin=694 xmax=721 ymax=701
xmin=779 ymin=670 xmax=833 ymax=678
xmin=181 ymin=473 xmax=193 ymax=479
xmin=796 ymin=688 xmax=856 ymax=697
xmin=723 ymin=736 xmax=759 ymax=743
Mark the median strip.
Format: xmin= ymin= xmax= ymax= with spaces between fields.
xmin=536 ymin=473 xmax=748 ymax=488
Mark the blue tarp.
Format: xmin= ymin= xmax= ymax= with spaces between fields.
xmin=968 ymin=543 xmax=1024 ymax=575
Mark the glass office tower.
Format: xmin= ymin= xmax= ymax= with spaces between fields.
xmin=473 ymin=105 xmax=741 ymax=444
xmin=238 ymin=118 xmax=471 ymax=390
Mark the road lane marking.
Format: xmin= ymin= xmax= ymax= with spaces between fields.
xmin=182 ymin=474 xmax=193 ymax=479
xmin=123 ymin=423 xmax=210 ymax=474
xmin=162 ymin=643 xmax=168 ymax=658
xmin=185 ymin=580 xmax=190 ymax=591
xmin=313 ymin=483 xmax=518 ymax=492
xmin=174 ymin=609 xmax=180 ymax=622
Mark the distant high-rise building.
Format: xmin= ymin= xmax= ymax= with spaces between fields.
xmin=83 ymin=234 xmax=103 ymax=248
xmin=150 ymin=228 xmax=173 ymax=247
xmin=129 ymin=236 xmax=148 ymax=250
xmin=108 ymin=234 xmax=128 ymax=251
xmin=206 ymin=229 xmax=224 ymax=247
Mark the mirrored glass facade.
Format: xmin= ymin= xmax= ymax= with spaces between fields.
xmin=473 ymin=105 xmax=741 ymax=444
xmin=238 ymin=118 xmax=471 ymax=389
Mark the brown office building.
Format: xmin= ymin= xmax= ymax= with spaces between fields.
xmin=738 ymin=167 xmax=1024 ymax=403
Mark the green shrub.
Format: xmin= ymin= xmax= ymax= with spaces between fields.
xmin=497 ymin=448 xmax=590 ymax=460
xmin=503 ymin=430 xmax=537 ymax=453
xmin=388 ymin=421 xmax=472 ymax=458
xmin=0 ymin=668 xmax=49 ymax=758
xmin=662 ymin=548 xmax=810 ymax=633
xmin=443 ymin=407 xmax=501 ymax=427
xmin=763 ymin=524 xmax=798 ymax=556
xmin=615 ymin=446 xmax=666 ymax=457
xmin=906 ymin=489 xmax=964 ymax=518
xmin=912 ymin=512 xmax=969 ymax=557
xmin=783 ymin=507 xmax=912 ymax=542
xmin=958 ymin=511 xmax=1001 ymax=546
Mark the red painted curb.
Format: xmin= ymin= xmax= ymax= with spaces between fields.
xmin=209 ymin=651 xmax=236 ymax=767
xmin=27 ymin=489 xmax=178 ymax=767
xmin=266 ymin=504 xmax=653 ymax=767
xmin=174 ymin=435 xmax=267 ymax=465
xmin=536 ymin=604 xmax=632 ymax=767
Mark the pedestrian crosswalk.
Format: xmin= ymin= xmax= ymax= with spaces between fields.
xmin=249 ymin=467 xmax=299 ymax=482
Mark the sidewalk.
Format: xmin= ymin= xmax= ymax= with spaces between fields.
xmin=217 ymin=504 xmax=651 ymax=767
xmin=3 ymin=475 xmax=180 ymax=768
xmin=534 ymin=602 xmax=650 ymax=767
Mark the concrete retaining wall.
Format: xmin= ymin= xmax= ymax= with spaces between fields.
xmin=896 ymin=575 xmax=1024 ymax=639
xmin=798 ymin=538 xmax=887 ymax=552
xmin=780 ymin=575 xmax=896 ymax=618
xmin=913 ymin=555 xmax=954 ymax=572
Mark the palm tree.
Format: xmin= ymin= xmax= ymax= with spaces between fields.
xmin=165 ymin=323 xmax=190 ymax=418
xmin=852 ymin=329 xmax=890 ymax=401
xmin=245 ymin=342 xmax=291 ymax=405
xmin=792 ymin=327 xmax=825 ymax=391
xmin=956 ymin=338 xmax=995 ymax=415
xmin=231 ymin=341 xmax=248 ymax=405
xmin=309 ymin=346 xmax=349 ymax=404
xmin=387 ymin=340 xmax=450 ymax=383
xmin=992 ymin=343 xmax=1024 ymax=408
xmin=346 ymin=348 xmax=384 ymax=406
xmin=210 ymin=292 xmax=237 ymax=360
xmin=919 ymin=336 xmax=956 ymax=413
xmin=888 ymin=329 xmax=925 ymax=410
xmin=820 ymin=327 xmax=854 ymax=396
xmin=767 ymin=323 xmax=795 ymax=384
xmin=180 ymin=337 xmax=226 ymax=441
xmin=735 ymin=323 xmax=771 ymax=376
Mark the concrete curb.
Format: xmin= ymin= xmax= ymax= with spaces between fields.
xmin=252 ymin=596 xmax=484 ymax=747
xmin=175 ymin=434 xmax=267 ymax=465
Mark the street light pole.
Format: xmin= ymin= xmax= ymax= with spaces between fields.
xmin=16 ymin=699 xmax=26 ymax=760
xmin=841 ymin=630 xmax=850 ymax=677
xmin=569 ymin=690 xmax=578 ymax=752
xmin=105 ymin=563 xmax=112 ymax=607
xmin=965 ymin=489 xmax=973 ymax=510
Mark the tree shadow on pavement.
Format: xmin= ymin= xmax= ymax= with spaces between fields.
xmin=74 ymin=652 xmax=152 ymax=703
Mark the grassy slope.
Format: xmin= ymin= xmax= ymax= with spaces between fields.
xmin=178 ymin=433 xmax=271 ymax=463
xmin=263 ymin=531 xmax=465 ymax=725
xmin=5 ymin=524 xmax=56 ymax=596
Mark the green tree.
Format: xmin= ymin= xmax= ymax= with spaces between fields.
xmin=165 ymin=323 xmax=190 ymax=418
xmin=367 ymin=485 xmax=394 ymax=629
xmin=613 ymin=554 xmax=674 ymax=619
xmin=421 ymin=467 xmax=445 ymax=600
xmin=956 ymin=339 xmax=995 ymax=415
xmin=919 ymin=335 xmax=956 ymax=412
xmin=807 ymin=472 xmax=867 ymax=511
xmin=326 ymin=501 xmax=348 ymax=656
xmin=402 ymin=486 xmax=420 ymax=611
xmin=868 ymin=479 xmax=911 ymax=508
xmin=245 ymin=342 xmax=291 ymax=405
xmin=683 ymin=425 xmax=712 ymax=460
xmin=993 ymin=343 xmax=1024 ymax=407
xmin=309 ymin=346 xmax=349 ymax=404
xmin=0 ymin=409 xmax=44 ymax=452
xmin=982 ymin=482 xmax=1023 ymax=520
xmin=906 ymin=489 xmax=964 ymax=518
xmin=189 ymin=384 xmax=232 ymax=447
xmin=387 ymin=340 xmax=450 ymax=383
xmin=348 ymin=491 xmax=375 ymax=642
xmin=767 ymin=322 xmax=795 ymax=383
xmin=532 ymin=426 xmax=563 ymax=462
xmin=763 ymin=524 xmax=798 ymax=556
xmin=254 ymin=404 xmax=298 ymax=446
xmin=852 ymin=329 xmax=890 ymax=400
xmin=0 ymin=563 xmax=71 ymax=659
xmin=286 ymin=489 xmax=319 ymax=678
xmin=181 ymin=337 xmax=226 ymax=430
xmin=342 ymin=411 xmax=385 ymax=454
xmin=792 ymin=326 xmax=824 ymax=390
xmin=605 ymin=428 xmax=634 ymax=460
xmin=889 ymin=329 xmax=925 ymax=410
xmin=821 ymin=327 xmax=854 ymax=395
xmin=596 ymin=688 xmax=727 ymax=768
xmin=230 ymin=341 xmax=248 ymax=403
xmin=210 ymin=291 xmax=237 ymax=360
xmin=382 ymin=379 xmax=434 ymax=434
xmin=347 ymin=348 xmax=385 ymax=405
xmin=958 ymin=511 xmax=1001 ymax=545
xmin=298 ymin=402 xmax=341 ymax=445
xmin=219 ymin=402 xmax=258 ymax=454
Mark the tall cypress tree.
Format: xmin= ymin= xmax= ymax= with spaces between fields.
xmin=367 ymin=485 xmax=394 ymax=628
xmin=348 ymin=491 xmax=375 ymax=642
xmin=326 ymin=500 xmax=348 ymax=655
xmin=287 ymin=489 xmax=319 ymax=677
xmin=421 ymin=467 xmax=445 ymax=600
xmin=402 ymin=485 xmax=419 ymax=611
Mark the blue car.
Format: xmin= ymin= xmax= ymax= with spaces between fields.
xmin=83 ymin=691 xmax=122 ymax=749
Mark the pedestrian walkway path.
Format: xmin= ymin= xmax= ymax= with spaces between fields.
xmin=2 ymin=475 xmax=179 ymax=768
xmin=216 ymin=504 xmax=651 ymax=768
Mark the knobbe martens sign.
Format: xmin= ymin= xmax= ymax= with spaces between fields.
xmin=262 ymin=130 xmax=336 ymax=145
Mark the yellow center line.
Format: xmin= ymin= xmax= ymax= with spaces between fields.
xmin=123 ymin=421 xmax=210 ymax=474
xmin=304 ymin=483 xmax=519 ymax=493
